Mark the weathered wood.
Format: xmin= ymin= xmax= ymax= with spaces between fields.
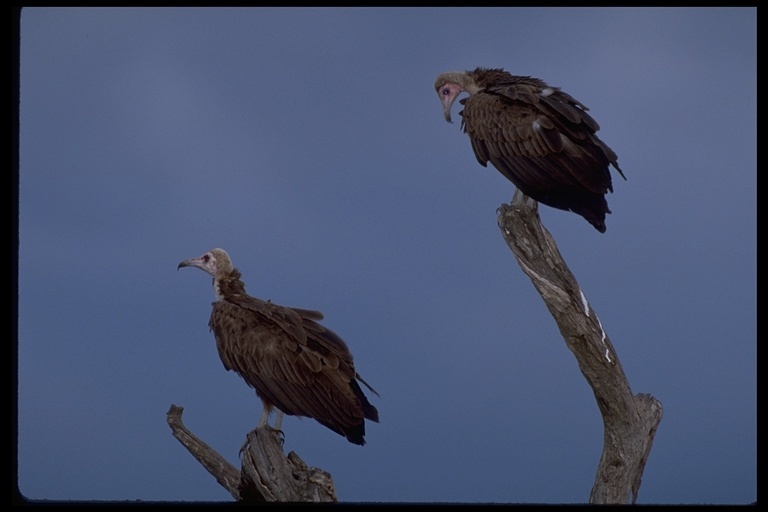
xmin=497 ymin=190 xmax=663 ymax=504
xmin=239 ymin=429 xmax=337 ymax=502
xmin=166 ymin=404 xmax=337 ymax=502
xmin=166 ymin=404 xmax=241 ymax=500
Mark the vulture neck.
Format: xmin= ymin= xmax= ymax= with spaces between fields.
xmin=213 ymin=268 xmax=247 ymax=302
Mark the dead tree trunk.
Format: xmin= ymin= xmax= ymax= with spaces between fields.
xmin=497 ymin=190 xmax=663 ymax=504
xmin=166 ymin=405 xmax=337 ymax=503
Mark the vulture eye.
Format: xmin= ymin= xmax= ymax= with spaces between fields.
xmin=203 ymin=254 xmax=210 ymax=262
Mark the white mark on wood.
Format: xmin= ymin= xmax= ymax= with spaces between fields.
xmin=579 ymin=289 xmax=589 ymax=317
xmin=596 ymin=315 xmax=612 ymax=363
xmin=518 ymin=259 xmax=569 ymax=303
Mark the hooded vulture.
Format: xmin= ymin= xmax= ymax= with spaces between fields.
xmin=435 ymin=67 xmax=626 ymax=233
xmin=178 ymin=248 xmax=379 ymax=446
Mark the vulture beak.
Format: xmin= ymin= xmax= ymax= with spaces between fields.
xmin=442 ymin=107 xmax=453 ymax=124
xmin=178 ymin=256 xmax=203 ymax=271
xmin=178 ymin=251 xmax=219 ymax=278
xmin=178 ymin=249 xmax=227 ymax=278
xmin=437 ymin=82 xmax=463 ymax=124
xmin=440 ymin=92 xmax=455 ymax=124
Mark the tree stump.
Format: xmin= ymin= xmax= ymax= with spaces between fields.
xmin=166 ymin=405 xmax=337 ymax=503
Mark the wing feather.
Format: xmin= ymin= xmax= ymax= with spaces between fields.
xmin=208 ymin=297 xmax=378 ymax=443
xmin=460 ymin=81 xmax=617 ymax=213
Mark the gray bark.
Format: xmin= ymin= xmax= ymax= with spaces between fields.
xmin=166 ymin=404 xmax=337 ymax=503
xmin=497 ymin=190 xmax=663 ymax=504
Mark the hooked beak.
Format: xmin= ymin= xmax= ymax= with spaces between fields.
xmin=440 ymin=92 xmax=456 ymax=124
xmin=178 ymin=257 xmax=202 ymax=271
xmin=438 ymin=83 xmax=462 ymax=124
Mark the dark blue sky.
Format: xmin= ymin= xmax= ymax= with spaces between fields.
xmin=17 ymin=7 xmax=755 ymax=504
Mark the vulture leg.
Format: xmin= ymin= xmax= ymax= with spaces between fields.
xmin=257 ymin=406 xmax=271 ymax=429
xmin=272 ymin=411 xmax=285 ymax=445
xmin=252 ymin=407 xmax=285 ymax=446
xmin=512 ymin=188 xmax=537 ymax=210
xmin=274 ymin=411 xmax=284 ymax=431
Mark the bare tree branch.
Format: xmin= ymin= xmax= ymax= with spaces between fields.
xmin=166 ymin=404 xmax=241 ymax=500
xmin=497 ymin=190 xmax=663 ymax=504
xmin=166 ymin=404 xmax=337 ymax=503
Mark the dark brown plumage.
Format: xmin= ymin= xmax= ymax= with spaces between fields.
xmin=178 ymin=248 xmax=379 ymax=446
xmin=435 ymin=67 xmax=626 ymax=233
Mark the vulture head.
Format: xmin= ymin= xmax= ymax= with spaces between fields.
xmin=177 ymin=247 xmax=234 ymax=275
xmin=178 ymin=248 xmax=235 ymax=300
xmin=434 ymin=71 xmax=481 ymax=123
